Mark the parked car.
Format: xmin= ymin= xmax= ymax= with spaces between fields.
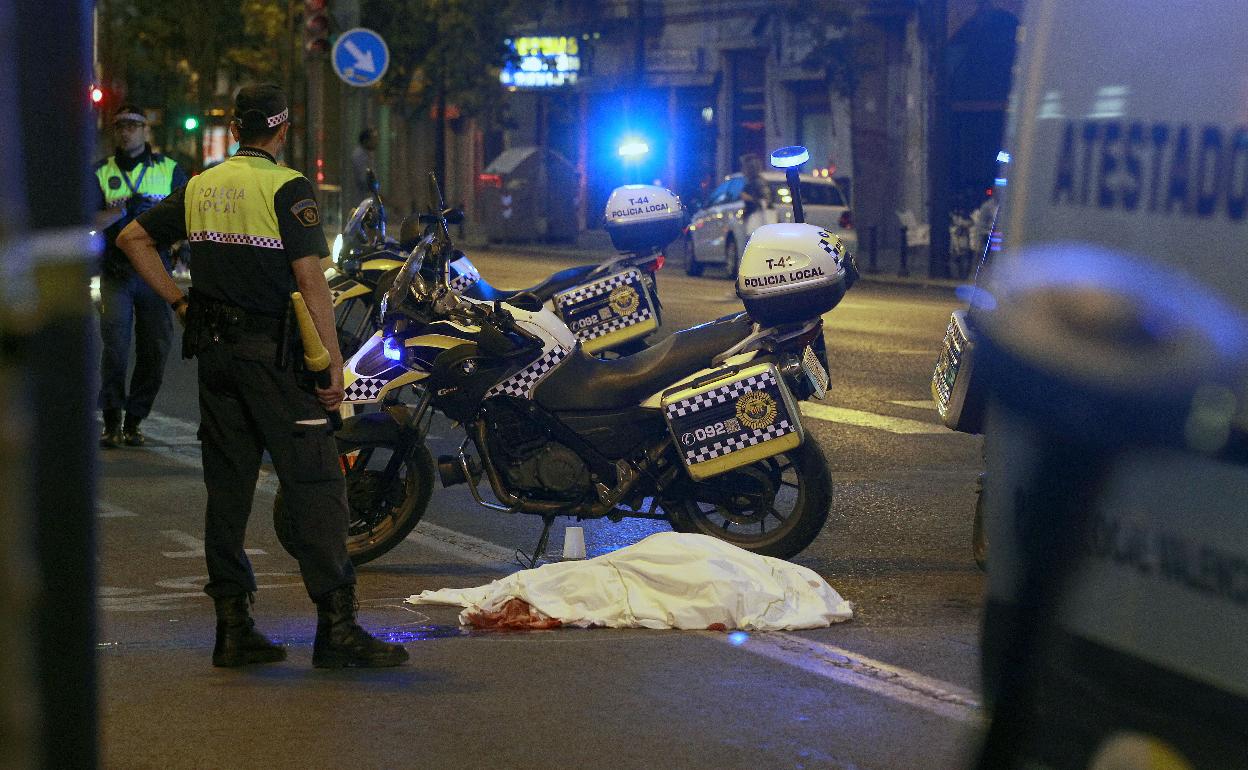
xmin=682 ymin=171 xmax=856 ymax=277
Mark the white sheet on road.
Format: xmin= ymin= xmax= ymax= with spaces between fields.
xmin=406 ymin=532 xmax=853 ymax=630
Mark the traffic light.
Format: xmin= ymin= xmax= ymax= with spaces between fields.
xmin=304 ymin=0 xmax=330 ymax=54
xmin=183 ymin=115 xmax=199 ymax=131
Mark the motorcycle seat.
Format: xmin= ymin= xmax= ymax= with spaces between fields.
xmin=467 ymin=264 xmax=598 ymax=304
xmin=536 ymin=312 xmax=754 ymax=411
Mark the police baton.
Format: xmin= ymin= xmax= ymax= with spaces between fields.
xmin=290 ymin=292 xmax=343 ymax=431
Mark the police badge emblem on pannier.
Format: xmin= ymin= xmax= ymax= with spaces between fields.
xmin=554 ymin=267 xmax=658 ymax=354
xmin=661 ymin=362 xmax=804 ymax=481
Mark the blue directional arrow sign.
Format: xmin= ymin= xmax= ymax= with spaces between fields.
xmin=332 ymin=27 xmax=389 ymax=87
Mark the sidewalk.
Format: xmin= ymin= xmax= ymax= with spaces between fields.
xmin=476 ymin=228 xmax=968 ymax=293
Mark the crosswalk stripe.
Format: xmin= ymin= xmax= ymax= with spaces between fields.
xmin=799 ymin=402 xmax=946 ymax=434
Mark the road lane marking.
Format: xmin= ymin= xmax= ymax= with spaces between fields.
xmin=97 ymin=501 xmax=138 ymax=518
xmin=713 ymin=631 xmax=982 ymax=722
xmin=161 ymin=529 xmax=265 ymax=558
xmin=890 ymin=399 xmax=938 ymax=411
xmin=799 ymin=402 xmax=946 ymax=434
xmin=407 ymin=522 xmax=519 ymax=572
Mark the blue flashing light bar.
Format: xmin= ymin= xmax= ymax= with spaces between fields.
xmin=996 ymin=150 xmax=1012 ymax=164
xmin=382 ymin=337 xmax=403 ymax=361
xmin=770 ymin=145 xmax=810 ymax=169
xmin=618 ymin=138 xmax=650 ymax=158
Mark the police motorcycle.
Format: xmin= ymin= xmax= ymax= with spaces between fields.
xmin=274 ymin=148 xmax=857 ymax=567
xmin=326 ymin=171 xmax=671 ymax=360
xmin=445 ymin=184 xmax=678 ymax=357
xmin=324 ymin=169 xmax=406 ymax=356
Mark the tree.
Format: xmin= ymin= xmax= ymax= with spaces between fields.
xmin=362 ymin=0 xmax=532 ymax=189
xmin=96 ymin=0 xmax=293 ymax=161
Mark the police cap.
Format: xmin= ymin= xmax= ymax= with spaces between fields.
xmin=233 ymin=83 xmax=289 ymax=133
xmin=113 ymin=104 xmax=147 ymax=127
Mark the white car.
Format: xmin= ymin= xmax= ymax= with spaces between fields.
xmin=682 ymin=171 xmax=856 ymax=277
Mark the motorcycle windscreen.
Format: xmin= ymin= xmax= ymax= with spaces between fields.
xmin=554 ymin=267 xmax=658 ymax=353
xmin=661 ymin=362 xmax=803 ymax=481
xmin=342 ymin=331 xmax=427 ymax=403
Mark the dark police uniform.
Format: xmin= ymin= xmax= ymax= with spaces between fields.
xmin=93 ymin=144 xmax=187 ymax=434
xmin=136 ymin=146 xmax=355 ymax=602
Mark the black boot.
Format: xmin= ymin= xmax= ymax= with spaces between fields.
xmin=313 ymin=586 xmax=409 ymax=668
xmin=212 ymin=594 xmax=287 ymax=668
xmin=122 ymin=413 xmax=145 ymax=446
xmin=100 ymin=409 xmax=122 ymax=449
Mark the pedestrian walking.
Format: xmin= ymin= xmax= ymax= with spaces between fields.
xmin=116 ymin=84 xmax=408 ymax=669
xmin=351 ymin=127 xmax=378 ymax=204
xmin=93 ymin=104 xmax=188 ymax=447
xmin=739 ymin=152 xmax=768 ymax=236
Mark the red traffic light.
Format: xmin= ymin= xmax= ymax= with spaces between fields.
xmin=304 ymin=0 xmax=330 ymax=53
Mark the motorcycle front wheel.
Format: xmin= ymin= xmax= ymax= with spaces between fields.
xmin=274 ymin=443 xmax=435 ymax=566
xmin=663 ymin=440 xmax=831 ymax=559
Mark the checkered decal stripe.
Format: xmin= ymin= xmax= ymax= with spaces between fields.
xmin=449 ymin=258 xmax=481 ymax=293
xmin=817 ymin=231 xmax=842 ymax=257
xmin=189 ymin=231 xmax=284 ymax=250
xmin=577 ymin=306 xmax=652 ymax=341
xmin=344 ymin=377 xmax=390 ymax=402
xmin=556 ymin=269 xmax=637 ymax=304
xmin=663 ymin=371 xmax=779 ymax=418
xmin=683 ymin=419 xmax=795 ymax=465
xmin=484 ymin=345 xmax=570 ymax=400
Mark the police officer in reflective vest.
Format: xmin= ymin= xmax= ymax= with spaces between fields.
xmin=116 ymin=84 xmax=408 ymax=669
xmin=93 ymin=104 xmax=188 ymax=447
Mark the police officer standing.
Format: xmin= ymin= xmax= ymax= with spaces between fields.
xmin=116 ymin=84 xmax=408 ymax=669
xmin=94 ymin=104 xmax=188 ymax=447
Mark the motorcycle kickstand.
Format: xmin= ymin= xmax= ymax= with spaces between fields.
xmin=516 ymin=514 xmax=557 ymax=570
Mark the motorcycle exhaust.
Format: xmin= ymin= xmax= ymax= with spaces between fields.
xmin=438 ymin=453 xmax=481 ymax=488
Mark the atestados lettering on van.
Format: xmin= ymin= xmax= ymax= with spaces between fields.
xmin=1050 ymin=119 xmax=1248 ymax=222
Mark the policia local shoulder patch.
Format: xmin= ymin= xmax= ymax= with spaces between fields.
xmin=291 ymin=198 xmax=320 ymax=227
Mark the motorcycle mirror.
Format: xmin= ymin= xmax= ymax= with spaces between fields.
xmin=398 ymin=214 xmax=423 ymax=250
xmin=769 ymin=145 xmax=809 ymax=224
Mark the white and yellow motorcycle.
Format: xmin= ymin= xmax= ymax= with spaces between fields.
xmin=276 ymin=151 xmax=855 ymax=565
xmin=326 ymin=171 xmax=674 ymax=359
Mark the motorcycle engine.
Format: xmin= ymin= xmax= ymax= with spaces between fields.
xmin=485 ymin=399 xmax=591 ymax=501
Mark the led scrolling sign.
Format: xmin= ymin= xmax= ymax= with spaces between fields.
xmin=500 ymin=36 xmax=582 ymax=88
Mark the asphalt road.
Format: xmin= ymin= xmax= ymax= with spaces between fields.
xmin=96 ymin=248 xmax=986 ymax=769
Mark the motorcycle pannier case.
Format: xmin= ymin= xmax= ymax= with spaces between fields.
xmin=662 ymin=362 xmax=804 ymax=481
xmin=930 ymin=309 xmax=986 ymax=433
xmin=554 ymin=267 xmax=658 ymax=354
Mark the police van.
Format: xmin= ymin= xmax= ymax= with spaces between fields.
xmin=938 ymin=1 xmax=1248 ymax=767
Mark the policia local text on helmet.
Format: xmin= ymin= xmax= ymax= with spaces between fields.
xmin=115 ymin=83 xmax=408 ymax=669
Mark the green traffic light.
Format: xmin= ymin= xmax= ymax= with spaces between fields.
xmin=183 ymin=116 xmax=199 ymax=131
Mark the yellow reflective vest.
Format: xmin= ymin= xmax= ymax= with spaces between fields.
xmin=184 ymin=154 xmax=303 ymax=251
xmin=95 ymin=153 xmax=179 ymax=208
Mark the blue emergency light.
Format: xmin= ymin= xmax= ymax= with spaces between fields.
xmin=618 ymin=138 xmax=650 ymax=158
xmin=770 ymin=146 xmax=810 ymax=169
xmin=383 ymin=337 xmax=403 ymax=361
